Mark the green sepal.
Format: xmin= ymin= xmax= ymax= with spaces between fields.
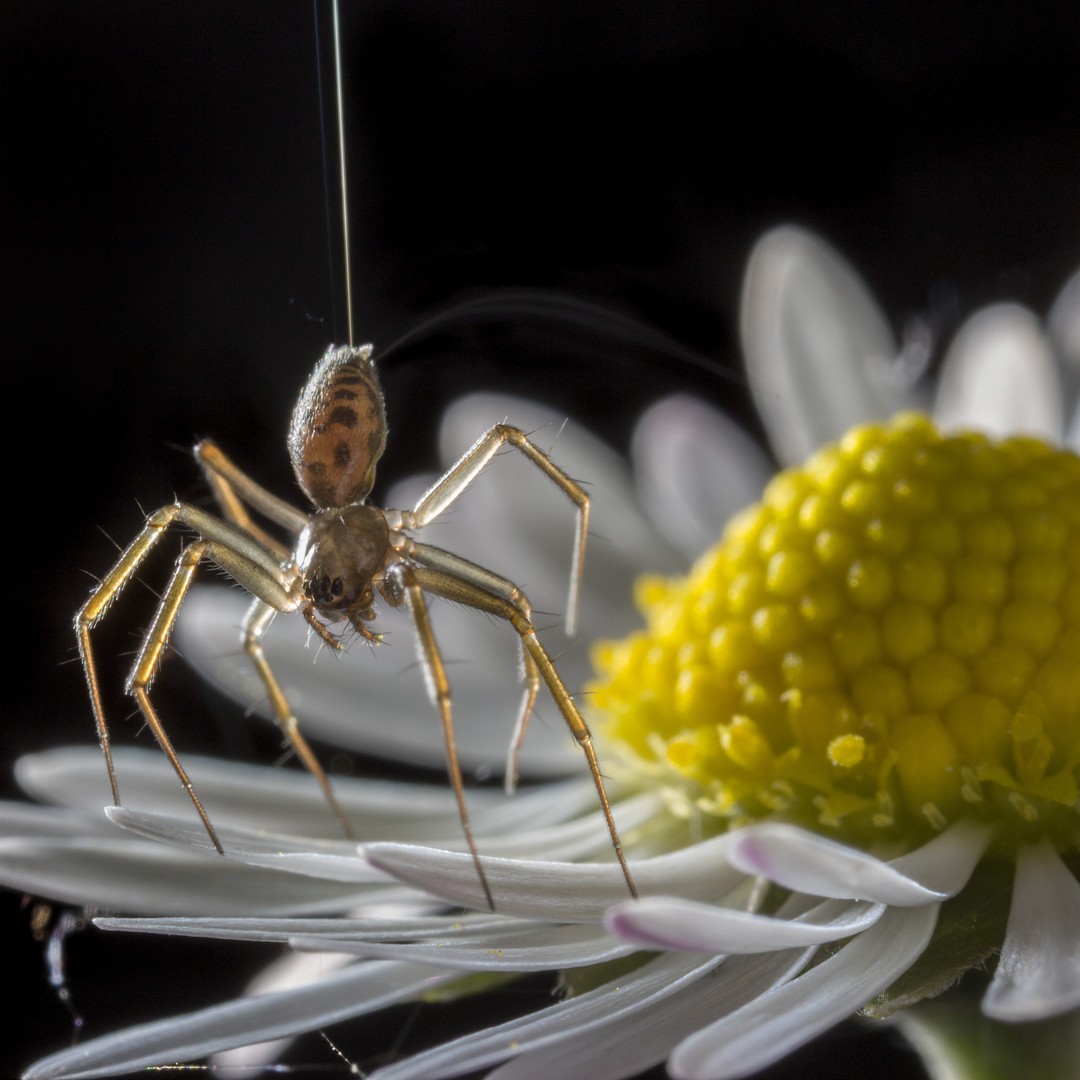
xmin=895 ymin=990 xmax=1080 ymax=1080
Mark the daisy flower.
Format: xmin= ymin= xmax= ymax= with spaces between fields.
xmin=5 ymin=225 xmax=1080 ymax=1080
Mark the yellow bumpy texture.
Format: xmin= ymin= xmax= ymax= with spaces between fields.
xmin=591 ymin=414 xmax=1080 ymax=845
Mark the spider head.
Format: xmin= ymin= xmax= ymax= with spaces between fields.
xmin=297 ymin=504 xmax=390 ymax=625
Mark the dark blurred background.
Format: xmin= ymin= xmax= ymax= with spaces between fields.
xmin=3 ymin=2 xmax=1079 ymax=1077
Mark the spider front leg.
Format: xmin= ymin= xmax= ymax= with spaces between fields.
xmin=76 ymin=503 xmax=301 ymax=852
xmin=402 ymin=423 xmax=590 ymax=636
xmin=403 ymin=550 xmax=639 ymax=900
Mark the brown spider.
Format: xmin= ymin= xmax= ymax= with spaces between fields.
xmin=76 ymin=343 xmax=637 ymax=907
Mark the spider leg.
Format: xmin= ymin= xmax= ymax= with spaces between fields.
xmin=401 ymin=423 xmax=590 ymax=636
xmin=241 ymin=599 xmax=353 ymax=837
xmin=195 ymin=439 xmax=309 ymax=560
xmin=382 ymin=563 xmax=496 ymax=911
xmin=407 ymin=541 xmax=539 ymax=794
xmin=76 ymin=503 xmax=300 ymax=852
xmin=404 ymin=553 xmax=638 ymax=900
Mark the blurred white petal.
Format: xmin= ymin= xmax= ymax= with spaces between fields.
xmin=631 ymin=395 xmax=773 ymax=559
xmin=17 ymin=746 xmax=597 ymax=843
xmin=1048 ymin=264 xmax=1080 ymax=376
xmin=24 ymin=960 xmax=455 ymax=1080
xmin=933 ymin=303 xmax=1063 ymax=441
xmin=982 ymin=841 xmax=1080 ymax=1021
xmin=211 ymin=949 xmax=354 ymax=1075
xmin=741 ymin=225 xmax=914 ymax=466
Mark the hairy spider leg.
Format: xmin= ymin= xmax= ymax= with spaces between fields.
xmin=75 ymin=502 xmax=340 ymax=852
xmin=406 ymin=541 xmax=540 ymax=794
xmin=400 ymin=548 xmax=639 ymax=900
xmin=196 ymin=439 xmax=358 ymax=812
xmin=195 ymin=438 xmax=309 ymax=561
xmin=401 ymin=423 xmax=590 ymax=637
xmin=382 ymin=561 xmax=496 ymax=911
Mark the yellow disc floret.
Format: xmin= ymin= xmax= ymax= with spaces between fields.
xmin=591 ymin=414 xmax=1080 ymax=848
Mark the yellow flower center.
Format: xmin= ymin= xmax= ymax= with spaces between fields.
xmin=591 ymin=414 xmax=1080 ymax=850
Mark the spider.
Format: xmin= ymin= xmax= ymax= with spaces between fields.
xmin=76 ymin=343 xmax=638 ymax=908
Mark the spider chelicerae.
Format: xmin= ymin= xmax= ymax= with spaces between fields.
xmin=76 ymin=343 xmax=637 ymax=907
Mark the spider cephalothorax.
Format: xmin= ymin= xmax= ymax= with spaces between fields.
xmin=76 ymin=343 xmax=636 ymax=908
xmin=297 ymin=504 xmax=389 ymax=626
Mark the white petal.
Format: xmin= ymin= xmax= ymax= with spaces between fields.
xmin=0 ymin=833 xmax=374 ymax=917
xmin=175 ymin=583 xmax=590 ymax=777
xmin=290 ymin=919 xmax=633 ymax=971
xmin=23 ymin=960 xmax=453 ymax=1080
xmin=726 ymin=824 xmax=949 ymax=905
xmin=933 ymin=303 xmax=1063 ymax=441
xmin=668 ymin=903 xmax=939 ymax=1079
xmin=211 ymin=949 xmax=354 ymax=1074
xmin=434 ymin=393 xmax=685 ymax=628
xmin=887 ymin=817 xmax=994 ymax=896
xmin=740 ymin=225 xmax=911 ymax=467
xmin=982 ymin=841 xmax=1080 ymax=1021
xmin=19 ymin=746 xmax=598 ymax=842
xmin=369 ymin=951 xmax=724 ymax=1080
xmin=1048 ymin=264 xmax=1080 ymax=374
xmin=630 ymin=395 xmax=772 ymax=560
xmin=604 ymin=895 xmax=883 ymax=954
xmin=104 ymin=806 xmax=382 ymax=882
xmin=0 ymin=800 xmax=113 ymax=839
xmin=96 ymin=913 xmax=500 ymax=943
xmin=490 ymin=947 xmax=813 ymax=1080
xmin=365 ymin=833 xmax=743 ymax=920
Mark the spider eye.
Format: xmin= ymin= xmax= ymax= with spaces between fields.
xmin=331 ymin=577 xmax=344 ymax=597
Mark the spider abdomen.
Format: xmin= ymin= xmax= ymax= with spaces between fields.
xmin=288 ymin=343 xmax=387 ymax=509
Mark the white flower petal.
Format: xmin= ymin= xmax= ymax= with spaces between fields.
xmin=18 ymin=746 xmax=597 ymax=842
xmin=982 ymin=840 xmax=1080 ymax=1021
xmin=433 ymin=393 xmax=686 ymax=648
xmin=369 ymin=951 xmax=724 ymax=1080
xmin=365 ymin=833 xmax=743 ymax=920
xmin=604 ymin=895 xmax=883 ymax=954
xmin=933 ymin=303 xmax=1063 ymax=441
xmin=630 ymin=395 xmax=773 ymax=560
xmin=211 ymin=949 xmax=354 ymax=1074
xmin=97 ymin=912 xmax=514 ymax=944
xmin=0 ymin=834 xmax=369 ymax=917
xmin=668 ymin=903 xmax=939 ymax=1080
xmin=0 ymin=800 xmax=113 ymax=839
xmin=1048 ymin=264 xmax=1080 ymax=375
xmin=23 ymin=960 xmax=453 ymax=1080
xmin=104 ymin=805 xmax=382 ymax=883
xmin=290 ymin=919 xmax=633 ymax=972
xmin=887 ymin=817 xmax=994 ymax=896
xmin=740 ymin=225 xmax=912 ymax=467
xmin=175 ymin=584 xmax=592 ymax=777
xmin=489 ymin=947 xmax=813 ymax=1080
xmin=727 ymin=824 xmax=949 ymax=905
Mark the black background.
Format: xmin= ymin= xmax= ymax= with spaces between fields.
xmin=4 ymin=2 xmax=1079 ymax=1078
